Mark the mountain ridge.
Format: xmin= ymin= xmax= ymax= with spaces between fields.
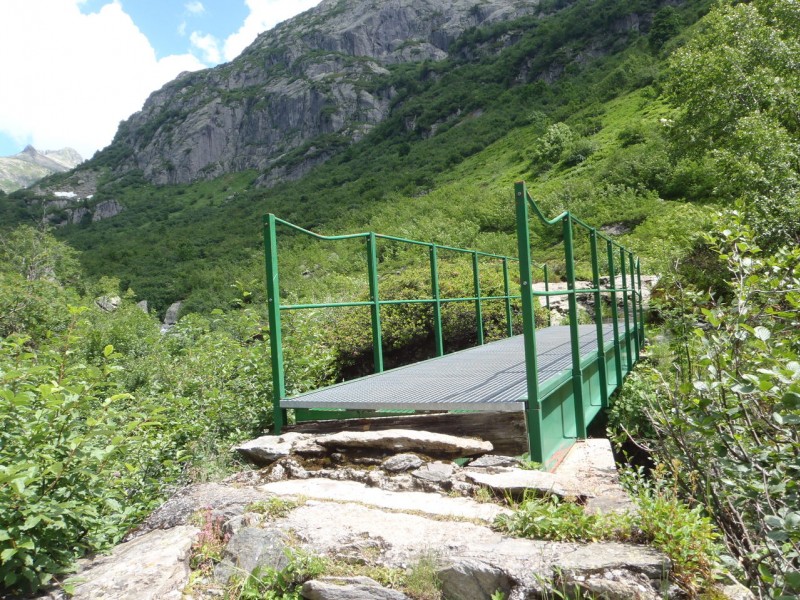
xmin=0 ymin=145 xmax=82 ymax=193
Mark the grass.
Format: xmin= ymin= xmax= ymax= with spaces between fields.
xmin=495 ymin=468 xmax=722 ymax=597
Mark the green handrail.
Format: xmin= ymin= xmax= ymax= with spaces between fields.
xmin=264 ymin=183 xmax=645 ymax=465
xmin=263 ymin=214 xmax=549 ymax=433
xmin=514 ymin=181 xmax=644 ymax=462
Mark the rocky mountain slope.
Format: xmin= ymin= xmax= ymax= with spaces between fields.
xmin=99 ymin=0 xmax=543 ymax=185
xmin=0 ymin=145 xmax=82 ymax=192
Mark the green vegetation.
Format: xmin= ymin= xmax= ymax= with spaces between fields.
xmin=1 ymin=0 xmax=799 ymax=597
xmin=0 ymin=230 xmax=335 ymax=595
xmin=225 ymin=548 xmax=326 ymax=600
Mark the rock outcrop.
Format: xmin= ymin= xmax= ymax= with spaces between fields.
xmin=54 ymin=435 xmax=669 ymax=599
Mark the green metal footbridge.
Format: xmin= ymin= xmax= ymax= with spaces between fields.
xmin=264 ymin=181 xmax=644 ymax=467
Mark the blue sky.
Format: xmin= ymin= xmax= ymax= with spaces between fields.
xmin=0 ymin=0 xmax=321 ymax=160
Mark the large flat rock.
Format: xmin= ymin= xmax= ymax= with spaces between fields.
xmin=71 ymin=525 xmax=198 ymax=600
xmin=314 ymin=429 xmax=493 ymax=457
xmin=260 ymin=478 xmax=508 ymax=522
xmin=553 ymin=438 xmax=634 ymax=513
xmin=279 ymin=501 xmax=669 ymax=592
xmin=464 ymin=468 xmax=586 ymax=499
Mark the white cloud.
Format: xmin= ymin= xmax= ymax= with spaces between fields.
xmin=190 ymin=31 xmax=222 ymax=64
xmin=185 ymin=1 xmax=205 ymax=15
xmin=0 ymin=0 xmax=206 ymax=158
xmin=223 ymin=0 xmax=321 ymax=61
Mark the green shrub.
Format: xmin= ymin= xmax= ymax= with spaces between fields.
xmin=0 ymin=329 xmax=179 ymax=594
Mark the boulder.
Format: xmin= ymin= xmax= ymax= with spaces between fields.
xmin=382 ymin=453 xmax=424 ymax=472
xmin=214 ymin=526 xmax=289 ymax=585
xmin=70 ymin=525 xmax=198 ymax=600
xmin=315 ymin=429 xmax=492 ymax=457
xmin=232 ymin=432 xmax=309 ymax=466
xmin=558 ymin=568 xmax=663 ymax=600
xmin=411 ymin=461 xmax=456 ymax=484
xmin=302 ymin=576 xmax=409 ymax=599
xmin=464 ymin=468 xmax=587 ymax=500
xmin=163 ymin=301 xmax=182 ymax=327
xmin=438 ymin=558 xmax=515 ymax=600
xmin=95 ymin=295 xmax=121 ymax=312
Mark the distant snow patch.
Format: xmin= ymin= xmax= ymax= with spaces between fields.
xmin=54 ymin=191 xmax=77 ymax=199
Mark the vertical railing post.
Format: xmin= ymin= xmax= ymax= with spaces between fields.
xmin=628 ymin=251 xmax=640 ymax=362
xmin=515 ymin=182 xmax=543 ymax=463
xmin=563 ymin=215 xmax=586 ymax=439
xmin=430 ymin=244 xmax=444 ymax=357
xmin=590 ymin=230 xmax=608 ymax=409
xmin=264 ymin=214 xmax=287 ymax=434
xmin=637 ymin=258 xmax=645 ymax=347
xmin=543 ymin=264 xmax=552 ymax=327
xmin=607 ymin=240 xmax=623 ymax=389
xmin=473 ymin=251 xmax=484 ymax=345
xmin=366 ymin=232 xmax=384 ymax=373
xmin=620 ymin=247 xmax=632 ymax=374
xmin=502 ymin=258 xmax=513 ymax=337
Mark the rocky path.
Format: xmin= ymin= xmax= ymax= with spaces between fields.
xmin=42 ymin=432 xmax=687 ymax=600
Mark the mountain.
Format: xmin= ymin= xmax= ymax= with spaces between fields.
xmin=0 ymin=145 xmax=82 ymax=193
xmin=96 ymin=0 xmax=544 ymax=186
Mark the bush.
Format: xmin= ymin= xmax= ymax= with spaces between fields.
xmin=0 ymin=328 xmax=180 ymax=594
xmin=612 ymin=213 xmax=800 ymax=597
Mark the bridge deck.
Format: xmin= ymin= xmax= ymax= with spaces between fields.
xmin=282 ymin=324 xmax=619 ymax=412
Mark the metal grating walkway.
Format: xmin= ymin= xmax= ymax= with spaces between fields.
xmin=282 ymin=324 xmax=619 ymax=412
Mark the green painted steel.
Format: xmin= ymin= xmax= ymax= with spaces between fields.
xmin=607 ymin=240 xmax=624 ymax=388
xmin=502 ymin=258 xmax=513 ymax=337
xmin=620 ymin=247 xmax=633 ymax=371
xmin=430 ymin=245 xmax=444 ymax=357
xmin=562 ymin=215 xmax=587 ymax=439
xmin=473 ymin=251 xmax=484 ymax=345
xmin=263 ymin=214 xmax=287 ymax=434
xmin=543 ymin=264 xmax=552 ymax=326
xmin=590 ymin=230 xmax=609 ymax=409
xmin=628 ymin=251 xmax=640 ymax=362
xmin=367 ymin=232 xmax=384 ymax=373
xmin=262 ymin=181 xmax=644 ymax=467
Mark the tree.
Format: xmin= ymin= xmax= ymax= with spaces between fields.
xmin=664 ymin=0 xmax=800 ymax=246
xmin=0 ymin=225 xmax=81 ymax=285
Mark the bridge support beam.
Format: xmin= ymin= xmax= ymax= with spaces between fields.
xmin=264 ymin=214 xmax=287 ymax=434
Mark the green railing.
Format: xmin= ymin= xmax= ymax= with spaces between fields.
xmin=515 ymin=181 xmax=644 ymax=463
xmin=263 ymin=181 xmax=645 ymax=465
xmin=263 ymin=214 xmax=551 ymax=434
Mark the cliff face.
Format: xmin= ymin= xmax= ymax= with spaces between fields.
xmin=106 ymin=0 xmax=542 ymax=185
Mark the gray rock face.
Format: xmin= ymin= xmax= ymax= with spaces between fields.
xmin=468 ymin=455 xmax=522 ymax=469
xmin=302 ymin=576 xmax=410 ymax=599
xmin=438 ymin=558 xmax=515 ymax=600
xmin=162 ymin=301 xmax=183 ymax=328
xmin=109 ymin=0 xmax=542 ymax=185
xmin=70 ymin=525 xmax=198 ymax=600
xmin=91 ymin=199 xmax=124 ymax=222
